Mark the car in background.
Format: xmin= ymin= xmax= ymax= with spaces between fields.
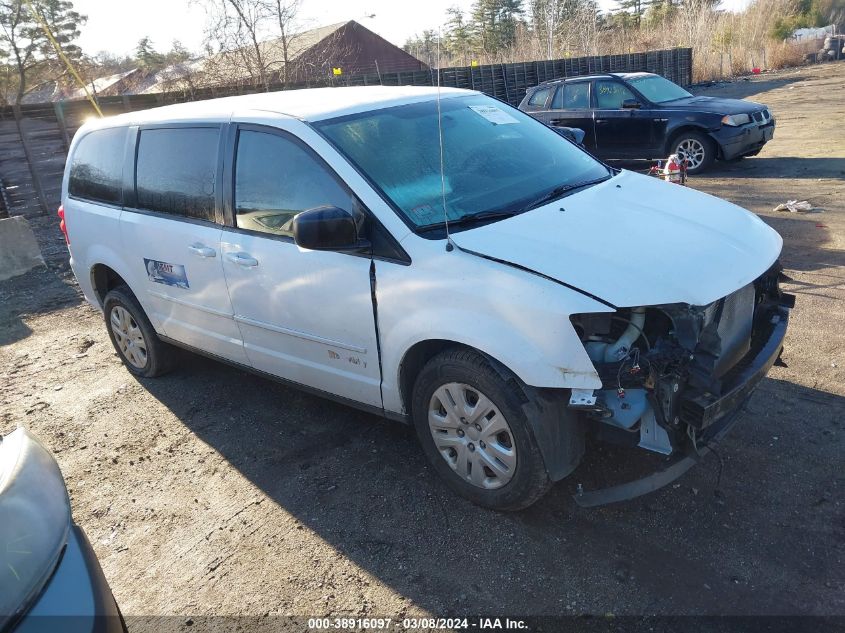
xmin=519 ymin=72 xmax=775 ymax=173
xmin=0 ymin=428 xmax=125 ymax=633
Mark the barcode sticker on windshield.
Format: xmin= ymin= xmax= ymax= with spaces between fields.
xmin=468 ymin=105 xmax=519 ymax=125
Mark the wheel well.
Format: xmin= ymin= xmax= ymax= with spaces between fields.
xmin=665 ymin=126 xmax=713 ymax=155
xmin=399 ymin=339 xmax=474 ymax=415
xmin=90 ymin=264 xmax=127 ymax=307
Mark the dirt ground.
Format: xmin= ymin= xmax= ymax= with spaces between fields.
xmin=1 ymin=62 xmax=844 ymax=629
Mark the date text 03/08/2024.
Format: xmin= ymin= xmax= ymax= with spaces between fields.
xmin=307 ymin=617 xmax=529 ymax=630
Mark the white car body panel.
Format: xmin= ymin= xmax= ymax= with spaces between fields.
xmin=451 ymin=169 xmax=783 ymax=307
xmin=63 ymin=199 xmax=124 ymax=309
xmin=375 ymin=241 xmax=612 ymax=414
xmin=119 ymin=212 xmax=249 ymax=365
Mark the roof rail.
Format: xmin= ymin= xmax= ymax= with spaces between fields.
xmin=536 ymin=72 xmax=620 ymax=87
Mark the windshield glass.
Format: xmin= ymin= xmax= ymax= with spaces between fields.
xmin=626 ymin=74 xmax=692 ymax=103
xmin=315 ymin=94 xmax=609 ymax=230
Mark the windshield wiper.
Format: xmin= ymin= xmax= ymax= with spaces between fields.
xmin=416 ymin=208 xmax=517 ymax=233
xmin=517 ymin=175 xmax=612 ymax=213
xmin=416 ymin=173 xmax=612 ymax=233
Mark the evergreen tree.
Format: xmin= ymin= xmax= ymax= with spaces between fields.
xmin=402 ymin=30 xmax=442 ymax=67
xmin=470 ymin=0 xmax=525 ymax=56
xmin=613 ymin=0 xmax=652 ymax=27
xmin=0 ymin=0 xmax=85 ymax=104
xmin=444 ymin=6 xmax=474 ymax=65
xmin=135 ymin=37 xmax=166 ymax=70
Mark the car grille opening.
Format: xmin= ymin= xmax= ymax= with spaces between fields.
xmin=710 ymin=283 xmax=756 ymax=377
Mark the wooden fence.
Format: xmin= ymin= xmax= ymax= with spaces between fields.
xmin=0 ymin=47 xmax=692 ymax=218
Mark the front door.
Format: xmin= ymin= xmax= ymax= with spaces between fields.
xmin=120 ymin=125 xmax=248 ymax=364
xmin=220 ymin=124 xmax=382 ymax=407
xmin=592 ymin=79 xmax=654 ymax=158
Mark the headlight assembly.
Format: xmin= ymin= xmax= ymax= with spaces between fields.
xmin=0 ymin=428 xmax=71 ymax=628
xmin=721 ymin=113 xmax=751 ymax=127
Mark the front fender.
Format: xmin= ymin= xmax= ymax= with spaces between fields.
xmin=375 ymin=247 xmax=612 ymax=415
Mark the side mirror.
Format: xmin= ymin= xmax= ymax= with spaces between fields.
xmin=551 ymin=126 xmax=586 ymax=146
xmin=622 ymin=99 xmax=642 ymax=109
xmin=293 ymin=206 xmax=366 ymax=252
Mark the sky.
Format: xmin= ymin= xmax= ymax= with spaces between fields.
xmin=73 ymin=0 xmax=752 ymax=59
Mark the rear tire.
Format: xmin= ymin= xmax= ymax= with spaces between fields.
xmin=411 ymin=348 xmax=552 ymax=511
xmin=669 ymin=131 xmax=715 ymax=174
xmin=103 ymin=285 xmax=176 ymax=378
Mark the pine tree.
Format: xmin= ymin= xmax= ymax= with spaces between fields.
xmin=470 ymin=0 xmax=525 ymax=56
xmin=0 ymin=0 xmax=85 ymax=104
xmin=614 ymin=0 xmax=651 ymax=27
xmin=444 ymin=6 xmax=474 ymax=65
xmin=136 ymin=37 xmax=167 ymax=71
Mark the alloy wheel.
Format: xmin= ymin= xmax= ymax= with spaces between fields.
xmin=109 ymin=306 xmax=148 ymax=369
xmin=675 ymin=138 xmax=706 ymax=170
xmin=427 ymin=382 xmax=517 ymax=489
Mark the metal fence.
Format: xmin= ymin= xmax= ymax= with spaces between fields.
xmin=0 ymin=47 xmax=692 ymax=218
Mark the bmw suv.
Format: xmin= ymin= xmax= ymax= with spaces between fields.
xmin=519 ymin=72 xmax=775 ymax=173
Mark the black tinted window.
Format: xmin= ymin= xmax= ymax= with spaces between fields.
xmin=234 ymin=130 xmax=353 ymax=238
xmin=527 ymin=87 xmax=551 ymax=107
xmin=553 ymin=83 xmax=590 ymax=109
xmin=68 ymin=127 xmax=125 ymax=204
xmin=136 ymin=128 xmax=219 ymax=222
xmin=595 ymin=80 xmax=636 ymax=109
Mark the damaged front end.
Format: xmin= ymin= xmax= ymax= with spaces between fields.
xmin=569 ymin=263 xmax=794 ymax=506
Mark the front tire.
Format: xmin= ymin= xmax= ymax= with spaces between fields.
xmin=670 ymin=131 xmax=715 ymax=174
xmin=411 ymin=349 xmax=552 ymax=511
xmin=103 ymin=285 xmax=176 ymax=378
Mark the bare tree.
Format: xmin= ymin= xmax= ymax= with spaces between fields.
xmin=571 ymin=0 xmax=600 ymax=55
xmin=197 ymin=0 xmax=273 ymax=89
xmin=263 ymin=0 xmax=302 ymax=83
xmin=531 ymin=0 xmax=567 ymax=58
xmin=289 ymin=24 xmax=360 ymax=83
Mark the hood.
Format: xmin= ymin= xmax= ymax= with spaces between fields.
xmin=661 ymin=95 xmax=765 ymax=115
xmin=451 ymin=170 xmax=782 ymax=307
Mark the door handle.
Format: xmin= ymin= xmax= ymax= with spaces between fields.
xmin=225 ymin=252 xmax=259 ymax=268
xmin=595 ymin=119 xmax=608 ymax=124
xmin=188 ymin=243 xmax=216 ymax=258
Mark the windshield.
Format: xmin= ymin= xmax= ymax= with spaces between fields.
xmin=626 ymin=74 xmax=692 ymax=103
xmin=315 ymin=94 xmax=609 ymax=230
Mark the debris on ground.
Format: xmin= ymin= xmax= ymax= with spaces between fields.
xmin=773 ymin=200 xmax=822 ymax=213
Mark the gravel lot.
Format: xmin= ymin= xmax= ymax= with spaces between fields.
xmin=1 ymin=62 xmax=843 ymax=629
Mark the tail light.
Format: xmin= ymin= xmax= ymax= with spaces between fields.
xmin=57 ymin=204 xmax=69 ymax=244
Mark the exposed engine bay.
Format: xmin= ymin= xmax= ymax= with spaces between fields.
xmin=569 ymin=262 xmax=794 ymax=456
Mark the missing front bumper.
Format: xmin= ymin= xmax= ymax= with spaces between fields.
xmin=681 ymin=306 xmax=789 ymax=429
xmin=573 ymin=401 xmax=744 ymax=507
xmin=573 ymin=305 xmax=789 ymax=508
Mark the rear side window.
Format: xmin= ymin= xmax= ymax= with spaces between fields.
xmin=68 ymin=127 xmax=126 ymax=205
xmin=527 ymin=87 xmax=551 ymax=108
xmin=135 ymin=127 xmax=219 ymax=222
xmin=234 ymin=129 xmax=354 ymax=238
xmin=552 ymin=83 xmax=590 ymax=109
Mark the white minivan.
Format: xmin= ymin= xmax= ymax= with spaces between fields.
xmin=61 ymin=86 xmax=792 ymax=510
